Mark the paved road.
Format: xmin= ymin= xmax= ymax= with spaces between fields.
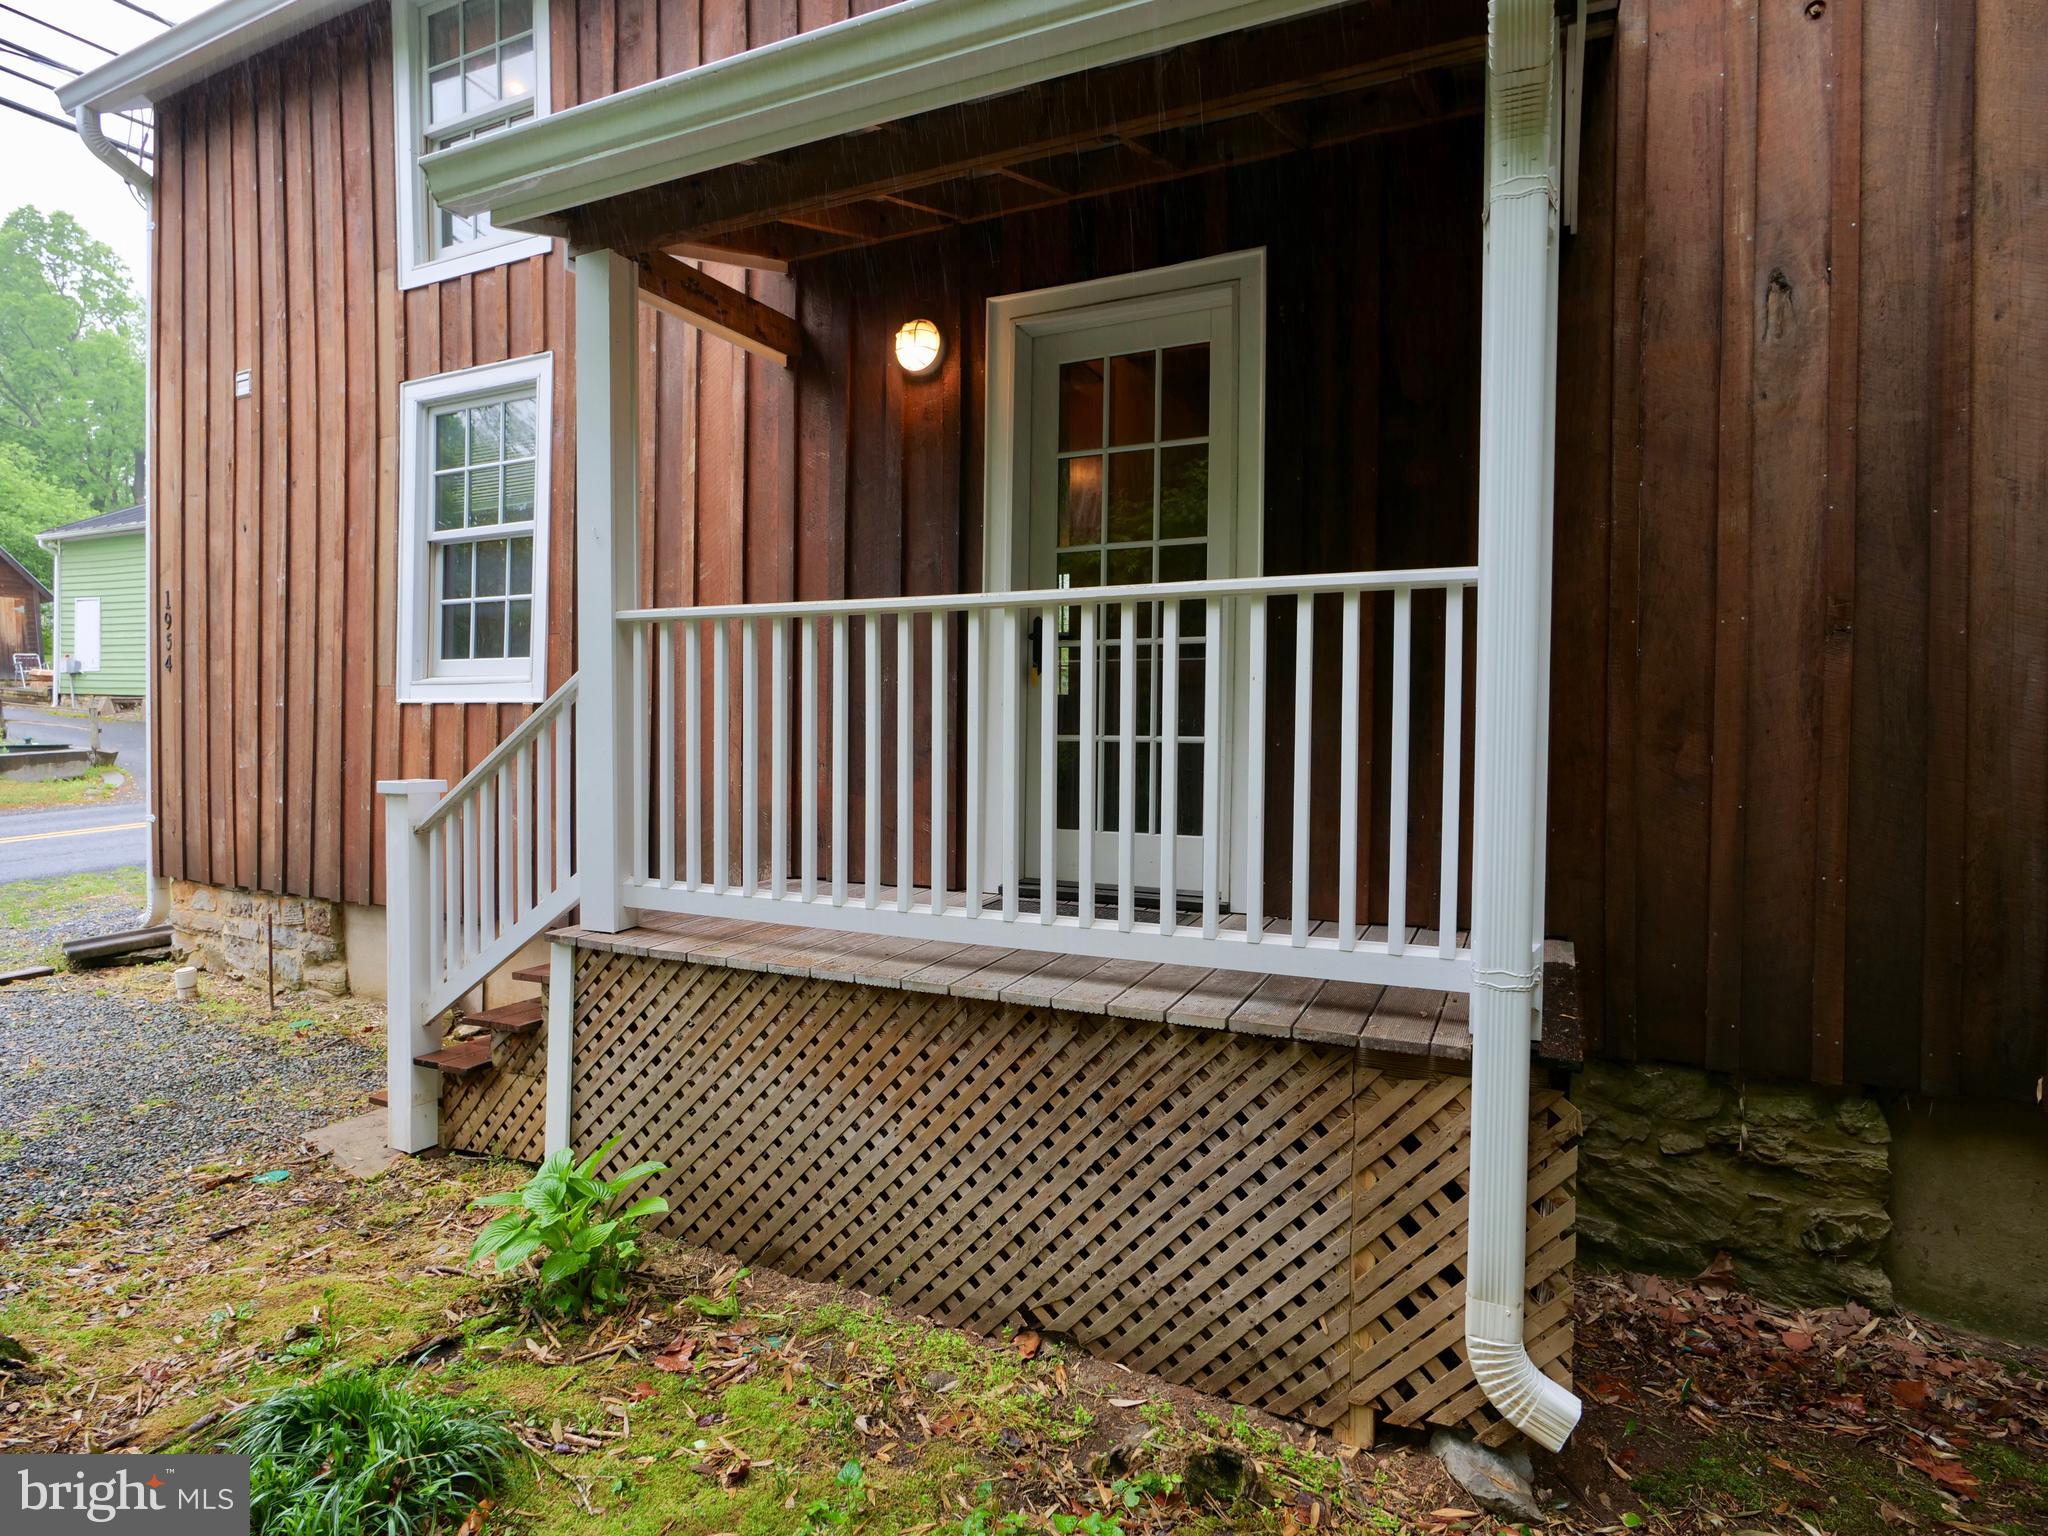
xmin=1 ymin=708 xmax=150 ymax=883
xmin=0 ymin=803 xmax=151 ymax=881
xmin=2 ymin=705 xmax=147 ymax=769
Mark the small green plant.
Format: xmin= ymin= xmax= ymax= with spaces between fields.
xmin=227 ymin=1369 xmax=522 ymax=1536
xmin=1049 ymin=1514 xmax=1125 ymax=1536
xmin=958 ymin=1489 xmax=1034 ymax=1536
xmin=798 ymin=1460 xmax=868 ymax=1534
xmin=467 ymin=1137 xmax=668 ymax=1317
xmin=1110 ymin=1470 xmax=1181 ymax=1509
xmin=686 ymin=1265 xmax=750 ymax=1320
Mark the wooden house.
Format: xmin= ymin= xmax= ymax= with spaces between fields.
xmin=59 ymin=0 xmax=2043 ymax=1448
xmin=0 ymin=545 xmax=50 ymax=678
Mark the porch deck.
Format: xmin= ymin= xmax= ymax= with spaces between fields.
xmin=547 ymin=910 xmax=1583 ymax=1073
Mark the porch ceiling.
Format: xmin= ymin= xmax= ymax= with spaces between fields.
xmin=599 ymin=2 xmax=1489 ymax=265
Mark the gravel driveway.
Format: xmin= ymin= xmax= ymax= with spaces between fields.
xmin=0 ymin=977 xmax=381 ymax=1239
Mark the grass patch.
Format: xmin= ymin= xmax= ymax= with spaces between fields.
xmin=229 ymin=1368 xmax=523 ymax=1535
xmin=0 ymin=768 xmax=128 ymax=813
xmin=0 ymin=867 xmax=141 ymax=967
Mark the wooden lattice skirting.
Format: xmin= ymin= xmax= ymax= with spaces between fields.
xmin=442 ymin=948 xmax=1578 ymax=1444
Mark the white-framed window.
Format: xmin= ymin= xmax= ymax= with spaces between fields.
xmin=397 ymin=354 xmax=553 ymax=703
xmin=392 ymin=0 xmax=553 ymax=291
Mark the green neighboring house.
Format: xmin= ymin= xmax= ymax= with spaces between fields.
xmin=38 ymin=504 xmax=147 ymax=704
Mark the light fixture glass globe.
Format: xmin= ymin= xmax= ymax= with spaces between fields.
xmin=894 ymin=318 xmax=943 ymax=376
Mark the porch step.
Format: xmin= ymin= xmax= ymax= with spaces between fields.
xmin=368 ymin=1087 xmax=388 ymax=1106
xmin=511 ymin=964 xmax=550 ymax=985
xmin=414 ymin=1038 xmax=496 ymax=1077
xmin=460 ymin=998 xmax=543 ymax=1035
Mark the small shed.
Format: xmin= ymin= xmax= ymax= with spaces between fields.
xmin=38 ymin=504 xmax=147 ymax=704
xmin=0 ymin=546 xmax=50 ymax=678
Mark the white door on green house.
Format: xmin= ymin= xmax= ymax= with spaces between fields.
xmin=72 ymin=596 xmax=102 ymax=673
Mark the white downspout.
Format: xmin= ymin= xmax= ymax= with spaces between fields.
xmin=73 ymin=106 xmax=168 ymax=928
xmin=1464 ymin=0 xmax=1581 ymax=1453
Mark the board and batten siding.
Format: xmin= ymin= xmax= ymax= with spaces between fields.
xmin=54 ymin=533 xmax=147 ymax=698
xmin=148 ymin=0 xmax=2044 ymax=1105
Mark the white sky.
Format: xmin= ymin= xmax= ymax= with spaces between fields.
xmin=0 ymin=0 xmax=217 ymax=286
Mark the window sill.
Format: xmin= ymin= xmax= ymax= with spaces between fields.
xmin=398 ymin=674 xmax=548 ymax=706
xmin=398 ymin=230 xmax=553 ymax=293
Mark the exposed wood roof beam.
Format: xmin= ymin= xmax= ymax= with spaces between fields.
xmin=636 ymin=254 xmax=801 ymax=367
xmin=571 ymin=4 xmax=1486 ymax=255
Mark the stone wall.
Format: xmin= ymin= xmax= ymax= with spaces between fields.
xmin=170 ymin=880 xmax=349 ymax=994
xmin=1575 ymin=1062 xmax=1894 ymax=1308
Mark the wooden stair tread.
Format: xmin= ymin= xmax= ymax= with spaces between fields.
xmin=368 ymin=1087 xmax=389 ymax=1106
xmin=461 ymin=997 xmax=544 ymax=1033
xmin=415 ymin=1038 xmax=495 ymax=1076
xmin=511 ymin=964 xmax=550 ymax=984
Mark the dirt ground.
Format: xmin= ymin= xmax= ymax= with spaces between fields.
xmin=1 ymin=964 xmax=2043 ymax=1535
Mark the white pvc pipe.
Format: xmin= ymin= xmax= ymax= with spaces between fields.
xmin=1463 ymin=0 xmax=1581 ymax=1453
xmin=73 ymin=107 xmax=168 ymax=928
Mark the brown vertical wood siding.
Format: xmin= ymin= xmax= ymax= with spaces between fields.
xmin=148 ymin=0 xmax=2044 ymax=1103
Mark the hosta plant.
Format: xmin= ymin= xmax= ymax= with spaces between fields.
xmin=468 ymin=1137 xmax=668 ymax=1317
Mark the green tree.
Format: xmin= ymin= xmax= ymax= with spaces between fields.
xmin=0 ymin=207 xmax=145 ymax=516
xmin=0 ymin=443 xmax=90 ymax=589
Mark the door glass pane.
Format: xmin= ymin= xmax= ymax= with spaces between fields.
xmin=1106 ymin=450 xmax=1153 ymax=543
xmin=1161 ymin=344 xmax=1210 ymax=439
xmin=1058 ymin=359 xmax=1103 ymax=451
xmin=1058 ymin=457 xmax=1102 ymax=546
xmin=1107 ymin=352 xmax=1155 ymax=447
xmin=1047 ymin=340 xmax=1213 ymax=871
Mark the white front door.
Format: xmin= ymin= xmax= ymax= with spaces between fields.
xmin=1020 ymin=298 xmax=1241 ymax=907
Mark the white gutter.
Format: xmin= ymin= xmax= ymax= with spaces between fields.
xmin=424 ymin=0 xmax=1357 ymax=229
xmin=57 ymin=0 xmax=356 ymax=115
xmin=1464 ymin=0 xmax=1580 ymax=1453
xmin=68 ymin=111 xmax=168 ymax=929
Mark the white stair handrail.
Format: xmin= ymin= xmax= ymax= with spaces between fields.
xmin=378 ymin=675 xmax=581 ymax=1152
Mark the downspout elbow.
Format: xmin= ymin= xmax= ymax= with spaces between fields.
xmin=1465 ymin=1299 xmax=1581 ymax=1453
xmin=73 ymin=106 xmax=154 ymax=197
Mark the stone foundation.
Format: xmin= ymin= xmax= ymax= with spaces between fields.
xmin=1575 ymin=1062 xmax=1894 ymax=1308
xmin=170 ymin=880 xmax=350 ymax=995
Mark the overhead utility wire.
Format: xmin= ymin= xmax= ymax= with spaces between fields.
xmin=0 ymin=90 xmax=72 ymax=129
xmin=107 ymin=0 xmax=173 ymax=24
xmin=0 ymin=3 xmax=117 ymax=57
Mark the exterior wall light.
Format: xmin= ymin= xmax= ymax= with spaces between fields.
xmin=894 ymin=318 xmax=944 ymax=377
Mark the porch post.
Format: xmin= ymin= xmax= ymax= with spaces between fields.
xmin=573 ymin=247 xmax=640 ymax=933
xmin=1463 ymin=0 xmax=1581 ymax=1449
xmin=379 ymin=777 xmax=446 ymax=1154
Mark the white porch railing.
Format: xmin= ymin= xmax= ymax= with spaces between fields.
xmin=615 ymin=568 xmax=1476 ymax=992
xmin=379 ymin=675 xmax=579 ymax=1150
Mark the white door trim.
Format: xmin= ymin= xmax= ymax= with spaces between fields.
xmin=981 ymin=249 xmax=1267 ymax=912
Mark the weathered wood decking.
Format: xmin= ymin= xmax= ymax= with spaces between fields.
xmin=548 ymin=911 xmax=1582 ymax=1075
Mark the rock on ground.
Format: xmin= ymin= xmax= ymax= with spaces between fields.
xmin=1428 ymin=1427 xmax=1543 ymax=1524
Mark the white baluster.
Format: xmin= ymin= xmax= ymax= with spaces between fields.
xmin=556 ymin=699 xmax=573 ymax=880
xmin=1388 ymin=586 xmax=1412 ymax=954
xmin=832 ymin=613 xmax=848 ymax=906
xmin=1292 ymin=594 xmax=1314 ymax=947
xmin=1338 ymin=590 xmax=1361 ymax=951
xmin=1246 ymin=593 xmax=1266 ymax=943
xmin=684 ymin=621 xmax=702 ymax=890
xmin=743 ymin=620 xmax=759 ymax=898
xmin=1118 ymin=598 xmax=1137 ymax=934
xmin=965 ymin=610 xmax=983 ymax=918
xmin=631 ymin=622 xmax=649 ymax=884
xmin=658 ymin=624 xmax=675 ymax=888
xmin=1159 ymin=598 xmax=1179 ymax=938
xmin=930 ymin=614 xmax=948 ymax=916
xmin=1202 ymin=595 xmax=1222 ymax=941
xmin=514 ymin=745 xmax=532 ymax=918
xmin=771 ymin=619 xmax=788 ymax=900
xmin=1077 ymin=600 xmax=1096 ymax=927
xmin=1038 ymin=603 xmax=1057 ymax=926
xmin=1439 ymin=584 xmax=1465 ymax=957
xmin=897 ymin=612 xmax=913 ymax=913
xmin=864 ymin=615 xmax=881 ymax=911
xmin=713 ymin=621 xmax=730 ymax=893
xmin=1001 ymin=605 xmax=1020 ymax=923
xmin=802 ymin=617 xmax=818 ymax=902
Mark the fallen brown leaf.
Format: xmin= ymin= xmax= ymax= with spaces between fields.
xmin=1014 ymin=1329 xmax=1041 ymax=1361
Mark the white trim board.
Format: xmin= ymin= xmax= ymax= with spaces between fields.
xmin=395 ymin=351 xmax=556 ymax=705
xmin=422 ymin=0 xmax=1358 ymax=231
